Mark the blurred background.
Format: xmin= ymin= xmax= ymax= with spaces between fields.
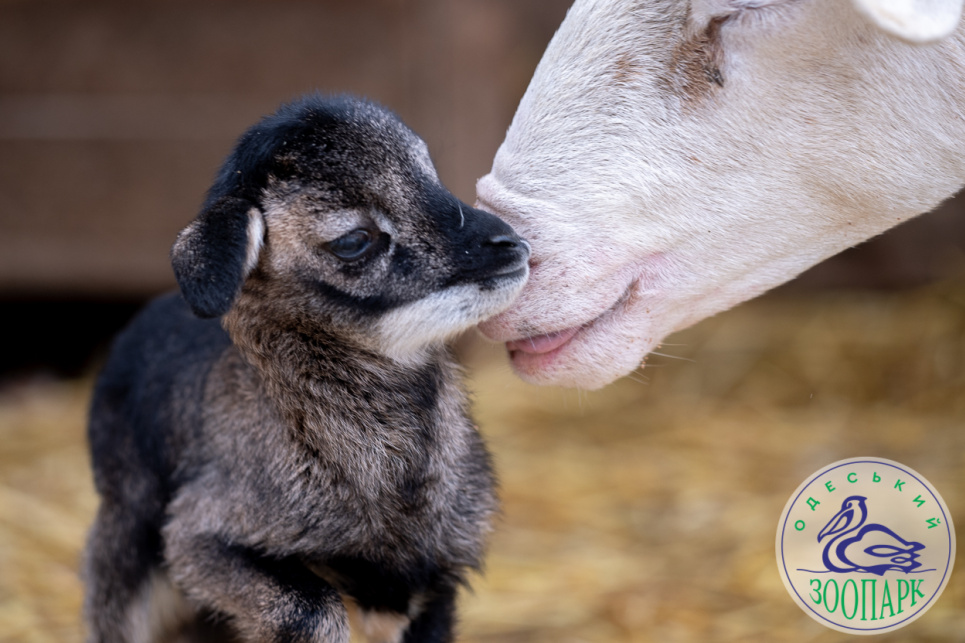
xmin=0 ymin=0 xmax=573 ymax=377
xmin=2 ymin=1 xmax=965 ymax=641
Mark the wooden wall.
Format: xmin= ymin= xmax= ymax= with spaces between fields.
xmin=0 ymin=0 xmax=570 ymax=297
xmin=0 ymin=0 xmax=963 ymax=325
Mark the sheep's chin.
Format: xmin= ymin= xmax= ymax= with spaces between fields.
xmin=504 ymin=287 xmax=657 ymax=389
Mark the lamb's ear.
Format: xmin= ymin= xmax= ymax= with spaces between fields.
xmin=852 ymin=0 xmax=963 ymax=43
xmin=171 ymin=196 xmax=265 ymax=319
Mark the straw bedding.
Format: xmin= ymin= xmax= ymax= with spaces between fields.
xmin=3 ymin=285 xmax=965 ymax=642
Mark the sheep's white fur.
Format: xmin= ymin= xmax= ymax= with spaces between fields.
xmin=476 ymin=0 xmax=965 ymax=389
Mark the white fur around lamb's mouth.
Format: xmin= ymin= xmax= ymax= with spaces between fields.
xmin=374 ymin=274 xmax=527 ymax=365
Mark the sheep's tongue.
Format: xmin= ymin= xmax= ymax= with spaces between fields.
xmin=506 ymin=328 xmax=579 ymax=355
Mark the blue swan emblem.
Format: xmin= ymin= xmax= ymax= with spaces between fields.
xmin=817 ymin=495 xmax=925 ymax=576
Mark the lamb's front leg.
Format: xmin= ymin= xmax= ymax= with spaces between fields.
xmin=402 ymin=582 xmax=458 ymax=643
xmin=164 ymin=528 xmax=348 ymax=643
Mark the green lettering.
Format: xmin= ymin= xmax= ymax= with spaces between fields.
xmin=842 ymin=579 xmax=859 ymax=620
xmin=825 ymin=480 xmax=836 ymax=493
xmin=881 ymin=580 xmax=895 ymax=617
xmin=861 ymin=579 xmax=877 ymax=621
xmin=795 ymin=520 xmax=805 ymax=531
xmin=809 ymin=579 xmax=822 ymax=604
xmin=911 ymin=579 xmax=925 ymax=606
xmin=873 ymin=471 xmax=881 ymax=482
xmin=807 ymin=497 xmax=821 ymax=511
xmin=897 ymin=579 xmax=910 ymax=613
xmin=847 ymin=472 xmax=858 ymax=483
xmin=913 ymin=494 xmax=926 ymax=508
xmin=895 ymin=479 xmax=905 ymax=491
xmin=823 ymin=579 xmax=839 ymax=613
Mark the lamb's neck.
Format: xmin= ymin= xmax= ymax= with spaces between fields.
xmin=232 ymin=321 xmax=460 ymax=453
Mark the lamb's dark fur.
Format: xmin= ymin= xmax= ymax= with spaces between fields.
xmin=84 ymin=95 xmax=529 ymax=643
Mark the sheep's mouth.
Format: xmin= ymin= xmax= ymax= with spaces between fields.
xmin=505 ymin=280 xmax=635 ymax=364
xmin=506 ymin=327 xmax=579 ymax=358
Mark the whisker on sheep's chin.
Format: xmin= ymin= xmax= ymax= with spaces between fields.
xmin=624 ymin=371 xmax=649 ymax=385
xmin=648 ymin=351 xmax=695 ymax=363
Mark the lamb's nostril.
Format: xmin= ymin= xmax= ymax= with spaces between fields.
xmin=487 ymin=234 xmax=520 ymax=248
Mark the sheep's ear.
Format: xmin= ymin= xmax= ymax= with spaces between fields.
xmin=852 ymin=0 xmax=963 ymax=43
xmin=171 ymin=196 xmax=265 ymax=319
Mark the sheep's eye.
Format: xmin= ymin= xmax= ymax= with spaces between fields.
xmin=326 ymin=229 xmax=374 ymax=261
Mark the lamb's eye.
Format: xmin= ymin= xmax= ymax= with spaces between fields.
xmin=326 ymin=229 xmax=374 ymax=261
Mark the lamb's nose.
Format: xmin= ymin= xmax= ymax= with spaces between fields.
xmin=486 ymin=234 xmax=521 ymax=248
xmin=487 ymin=235 xmax=531 ymax=256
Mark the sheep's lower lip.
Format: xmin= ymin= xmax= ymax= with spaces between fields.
xmin=505 ymin=327 xmax=580 ymax=356
xmin=503 ymin=278 xmax=637 ymax=373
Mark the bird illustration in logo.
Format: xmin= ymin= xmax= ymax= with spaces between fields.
xmin=817 ymin=495 xmax=925 ymax=576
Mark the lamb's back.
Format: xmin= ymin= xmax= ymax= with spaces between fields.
xmin=88 ymin=292 xmax=231 ymax=509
